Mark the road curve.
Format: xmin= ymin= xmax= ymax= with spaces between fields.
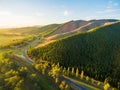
xmin=22 ymin=47 xmax=88 ymax=90
xmin=22 ymin=47 xmax=34 ymax=64
xmin=61 ymin=76 xmax=87 ymax=90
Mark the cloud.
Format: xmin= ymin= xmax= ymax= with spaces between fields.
xmin=108 ymin=0 xmax=119 ymax=8
xmin=0 ymin=11 xmax=12 ymax=16
xmin=85 ymin=16 xmax=92 ymax=20
xmin=96 ymin=0 xmax=120 ymax=14
xmin=35 ymin=12 xmax=45 ymax=17
xmin=85 ymin=16 xmax=98 ymax=20
xmin=61 ymin=5 xmax=65 ymax=8
xmin=0 ymin=10 xmax=38 ymax=28
xmin=63 ymin=10 xmax=69 ymax=16
xmin=113 ymin=3 xmax=119 ymax=6
xmin=108 ymin=0 xmax=113 ymax=4
xmin=96 ymin=9 xmax=120 ymax=14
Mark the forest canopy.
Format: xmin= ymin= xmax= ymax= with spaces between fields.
xmin=28 ymin=22 xmax=120 ymax=88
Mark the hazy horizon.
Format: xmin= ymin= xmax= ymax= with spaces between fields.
xmin=0 ymin=0 xmax=120 ymax=28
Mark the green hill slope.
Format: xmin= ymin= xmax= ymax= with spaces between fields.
xmin=28 ymin=22 xmax=120 ymax=88
xmin=0 ymin=52 xmax=59 ymax=90
xmin=0 ymin=24 xmax=61 ymax=48
xmin=8 ymin=24 xmax=59 ymax=35
xmin=38 ymin=19 xmax=118 ymax=44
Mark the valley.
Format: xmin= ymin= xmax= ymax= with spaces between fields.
xmin=0 ymin=19 xmax=120 ymax=90
xmin=1 ymin=0 xmax=120 ymax=89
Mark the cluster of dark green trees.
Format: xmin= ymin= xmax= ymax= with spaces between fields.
xmin=28 ymin=22 xmax=120 ymax=88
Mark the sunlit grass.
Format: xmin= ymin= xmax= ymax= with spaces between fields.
xmin=0 ymin=35 xmax=24 ymax=47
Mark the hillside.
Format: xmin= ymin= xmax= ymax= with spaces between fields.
xmin=0 ymin=52 xmax=59 ymax=90
xmin=28 ymin=21 xmax=120 ymax=88
xmin=48 ymin=19 xmax=118 ymax=36
xmin=0 ymin=19 xmax=117 ymax=40
xmin=36 ymin=19 xmax=118 ymax=48
xmin=6 ymin=24 xmax=59 ymax=35
xmin=0 ymin=24 xmax=61 ymax=48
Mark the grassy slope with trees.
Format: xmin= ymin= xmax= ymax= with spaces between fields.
xmin=0 ymin=24 xmax=61 ymax=49
xmin=28 ymin=22 xmax=120 ymax=88
xmin=0 ymin=52 xmax=59 ymax=90
xmin=0 ymin=24 xmax=62 ymax=90
xmin=7 ymin=24 xmax=60 ymax=36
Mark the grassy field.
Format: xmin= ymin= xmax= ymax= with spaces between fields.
xmin=0 ymin=35 xmax=24 ymax=46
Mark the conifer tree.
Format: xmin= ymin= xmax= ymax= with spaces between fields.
xmin=71 ymin=67 xmax=74 ymax=75
xmin=80 ymin=70 xmax=84 ymax=79
xmin=62 ymin=67 xmax=66 ymax=75
xmin=76 ymin=68 xmax=79 ymax=77
xmin=67 ymin=67 xmax=70 ymax=76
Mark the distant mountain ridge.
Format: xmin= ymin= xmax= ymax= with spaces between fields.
xmin=45 ymin=19 xmax=119 ymax=40
xmin=53 ymin=19 xmax=119 ymax=34
xmin=1 ymin=19 xmax=119 ymax=38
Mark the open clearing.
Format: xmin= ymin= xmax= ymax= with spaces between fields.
xmin=0 ymin=35 xmax=24 ymax=47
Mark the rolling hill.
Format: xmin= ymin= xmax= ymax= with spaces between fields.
xmin=0 ymin=19 xmax=118 ymax=49
xmin=28 ymin=21 xmax=120 ymax=88
xmin=36 ymin=19 xmax=118 ymax=48
xmin=0 ymin=24 xmax=60 ymax=48
xmin=47 ymin=19 xmax=118 ymax=36
xmin=0 ymin=19 xmax=117 ymax=37
xmin=5 ymin=24 xmax=60 ymax=36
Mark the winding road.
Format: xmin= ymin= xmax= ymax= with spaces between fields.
xmin=22 ymin=47 xmax=35 ymax=64
xmin=61 ymin=76 xmax=87 ymax=90
xmin=22 ymin=47 xmax=88 ymax=90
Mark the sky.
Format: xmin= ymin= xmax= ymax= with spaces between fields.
xmin=0 ymin=0 xmax=120 ymax=28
